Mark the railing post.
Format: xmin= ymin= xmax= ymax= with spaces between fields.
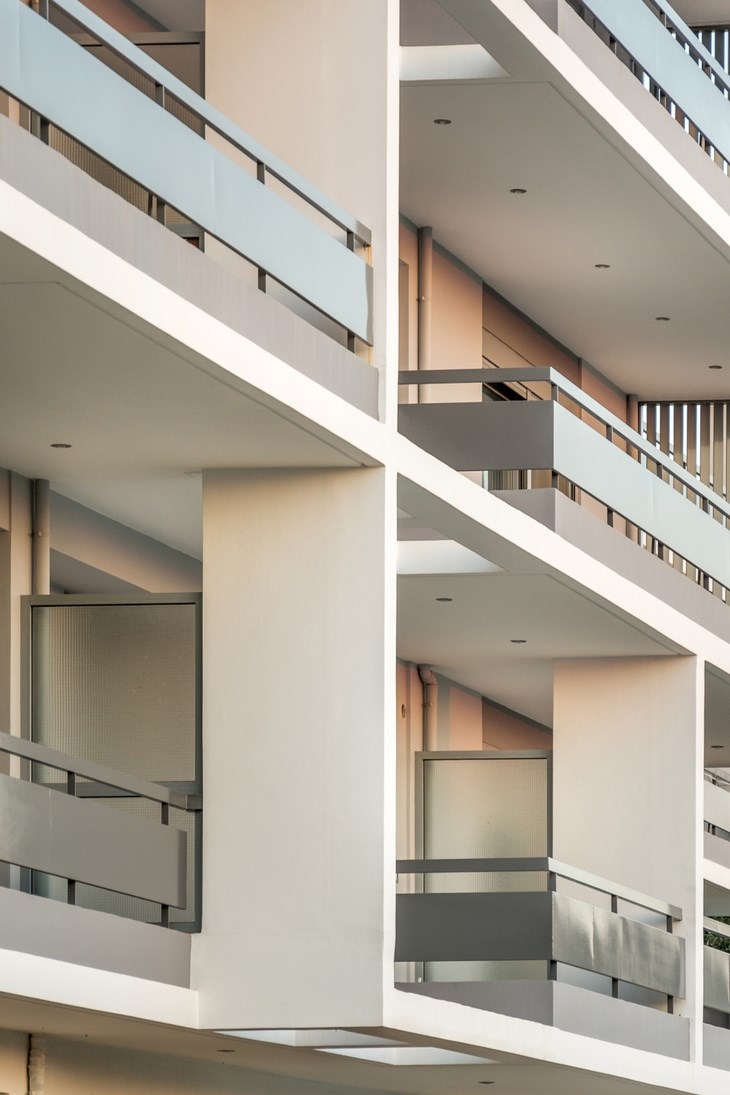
xmin=610 ymin=893 xmax=619 ymax=998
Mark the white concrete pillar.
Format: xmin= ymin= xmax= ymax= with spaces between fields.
xmin=195 ymin=466 xmax=395 ymax=1029
xmin=553 ymin=656 xmax=702 ymax=1046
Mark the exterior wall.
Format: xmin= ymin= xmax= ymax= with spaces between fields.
xmin=196 ymin=466 xmax=395 ymax=1029
xmin=204 ymin=0 xmax=399 ymax=410
xmin=553 ymin=656 xmax=702 ymax=1035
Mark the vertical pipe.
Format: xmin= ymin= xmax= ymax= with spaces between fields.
xmin=31 ymin=479 xmax=50 ymax=596
xmin=418 ymin=665 xmax=438 ymax=752
xmin=417 ymin=227 xmax=433 ymax=400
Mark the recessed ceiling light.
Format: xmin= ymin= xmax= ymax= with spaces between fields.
xmin=434 ymin=118 xmax=452 ymax=125
xmin=655 ymin=316 xmax=670 ymax=322
xmin=479 ymin=1083 xmax=496 ymax=1086
xmin=509 ymin=187 xmax=527 ymax=194
xmin=217 ymin=1048 xmax=235 ymax=1053
xmin=595 ymin=263 xmax=610 ymax=269
xmin=709 ymin=365 xmax=723 ymax=370
xmin=436 ymin=596 xmax=453 ymax=602
xmin=510 ymin=638 xmax=527 ymax=644
xmin=711 ymin=744 xmax=724 ymax=749
xmin=50 ymin=442 xmax=72 ymax=449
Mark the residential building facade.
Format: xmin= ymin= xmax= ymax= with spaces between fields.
xmin=0 ymin=0 xmax=729 ymax=1093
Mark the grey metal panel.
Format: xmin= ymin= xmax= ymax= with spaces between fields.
xmin=584 ymin=0 xmax=730 ymax=162
xmin=0 ymin=773 xmax=186 ymax=907
xmin=704 ymin=1023 xmax=730 ymax=1070
xmin=552 ymin=404 xmax=730 ymax=586
xmin=705 ymin=945 xmax=730 ymax=1013
xmin=399 ymin=401 xmax=555 ymax=471
xmin=395 ymin=891 xmax=553 ymax=962
xmin=706 ymin=781 xmax=730 ymax=833
xmin=552 ymin=893 xmax=684 ymax=996
xmin=705 ymin=832 xmax=730 ymax=871
xmin=0 ymin=2 xmax=371 ymax=342
xmin=0 ymin=885 xmax=190 ymax=986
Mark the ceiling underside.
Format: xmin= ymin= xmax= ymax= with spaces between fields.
xmin=0 ymin=235 xmax=360 ymax=559
xmin=401 ymin=2 xmax=730 ymax=400
xmin=0 ymin=993 xmax=696 ymax=1095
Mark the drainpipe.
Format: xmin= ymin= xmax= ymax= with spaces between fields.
xmin=417 ymin=226 xmax=433 ymax=401
xmin=418 ymin=665 xmax=438 ymax=751
xmin=27 ymin=1034 xmax=47 ymax=1095
xmin=31 ymin=479 xmax=50 ymax=596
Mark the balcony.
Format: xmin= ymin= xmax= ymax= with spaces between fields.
xmin=0 ymin=0 xmax=373 ymax=362
xmin=0 ymin=593 xmax=200 ymax=985
xmin=400 ymin=368 xmax=730 ymax=622
xmin=393 ymin=750 xmax=688 ymax=1056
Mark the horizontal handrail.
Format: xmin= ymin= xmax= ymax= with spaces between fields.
xmin=643 ymin=0 xmax=730 ymax=99
xmin=705 ymin=916 xmax=730 ymax=940
xmin=44 ymin=0 xmax=370 ymax=245
xmin=396 ymin=855 xmax=682 ymax=919
xmin=0 ymin=731 xmax=199 ymax=810
xmin=399 ymin=366 xmax=730 ymax=525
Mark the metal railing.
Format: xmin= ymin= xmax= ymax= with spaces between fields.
xmin=566 ymin=0 xmax=730 ymax=174
xmin=0 ymin=731 xmax=201 ymax=929
xmin=396 ymin=856 xmax=683 ymax=1010
xmin=0 ymin=0 xmax=373 ymax=347
xmin=399 ymin=367 xmax=730 ymax=601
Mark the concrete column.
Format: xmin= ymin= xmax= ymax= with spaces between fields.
xmin=0 ymin=472 xmax=33 ymax=740
xmin=553 ymin=656 xmax=702 ymax=1048
xmin=195 ymin=466 xmax=395 ymax=1029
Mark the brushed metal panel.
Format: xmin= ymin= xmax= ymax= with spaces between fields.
xmin=0 ymin=2 xmax=371 ymax=341
xmin=706 ymin=782 xmax=730 ymax=833
xmin=395 ymin=891 xmax=552 ymax=962
xmin=553 ymin=406 xmax=730 ymax=586
xmin=399 ymin=401 xmax=555 ymax=471
xmin=552 ymin=893 xmax=684 ymax=996
xmin=583 ymin=0 xmax=730 ymax=161
xmin=0 ymin=773 xmax=186 ymax=907
xmin=705 ymin=945 xmax=730 ymax=1013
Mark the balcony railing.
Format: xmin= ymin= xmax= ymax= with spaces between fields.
xmin=399 ymin=367 xmax=730 ymax=601
xmin=0 ymin=0 xmax=373 ymax=348
xmin=0 ymin=731 xmax=201 ymax=929
xmin=396 ymin=856 xmax=684 ymax=1012
xmin=566 ymin=0 xmax=730 ymax=174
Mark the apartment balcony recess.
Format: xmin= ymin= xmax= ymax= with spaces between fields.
xmin=399 ymin=368 xmax=730 ymax=609
xmin=0 ymin=730 xmax=200 ymax=928
xmin=564 ymin=0 xmax=730 ymax=175
xmin=0 ymin=0 xmax=373 ymax=349
xmin=705 ymin=773 xmax=730 ymax=869
xmin=394 ymin=751 xmax=687 ymax=1054
xmin=1 ymin=594 xmax=203 ymax=939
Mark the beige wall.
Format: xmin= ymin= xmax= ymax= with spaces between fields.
xmin=197 ymin=465 xmax=394 ymax=1029
xmin=483 ymin=698 xmax=552 ymax=750
xmin=205 ymin=0 xmax=396 ymax=382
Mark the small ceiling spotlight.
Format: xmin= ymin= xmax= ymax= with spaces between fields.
xmin=594 ymin=263 xmax=610 ymax=269
xmin=434 ymin=117 xmax=452 ymax=125
xmin=217 ymin=1048 xmax=236 ymax=1054
xmin=436 ymin=596 xmax=453 ymax=602
xmin=509 ymin=187 xmax=527 ymax=194
xmin=510 ymin=638 xmax=527 ymax=644
xmin=50 ymin=442 xmax=72 ymax=449
xmin=711 ymin=744 xmax=724 ymax=749
xmin=709 ymin=364 xmax=723 ymax=370
xmin=655 ymin=316 xmax=670 ymax=322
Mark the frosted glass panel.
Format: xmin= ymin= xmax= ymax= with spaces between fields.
xmin=423 ymin=756 xmax=548 ymax=891
xmin=422 ymin=754 xmax=548 ymax=983
xmin=31 ymin=604 xmax=196 ymax=782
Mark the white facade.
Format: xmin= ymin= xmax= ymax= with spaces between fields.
xmin=2 ymin=0 xmax=730 ymax=1092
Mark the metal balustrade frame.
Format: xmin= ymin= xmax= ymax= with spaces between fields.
xmin=0 ymin=0 xmax=373 ymax=345
xmin=399 ymin=367 xmax=730 ymax=597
